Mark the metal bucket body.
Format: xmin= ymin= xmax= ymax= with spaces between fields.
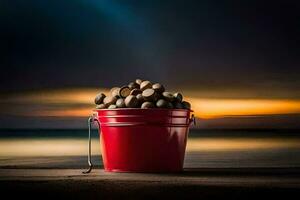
xmin=95 ymin=108 xmax=192 ymax=172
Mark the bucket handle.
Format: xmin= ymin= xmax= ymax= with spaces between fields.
xmin=82 ymin=114 xmax=100 ymax=174
xmin=189 ymin=114 xmax=196 ymax=126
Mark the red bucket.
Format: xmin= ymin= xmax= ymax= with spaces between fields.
xmin=86 ymin=108 xmax=194 ymax=173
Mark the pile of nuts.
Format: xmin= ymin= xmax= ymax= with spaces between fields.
xmin=94 ymin=79 xmax=191 ymax=109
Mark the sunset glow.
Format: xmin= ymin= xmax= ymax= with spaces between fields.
xmin=187 ymin=98 xmax=300 ymax=118
xmin=1 ymin=88 xmax=300 ymax=119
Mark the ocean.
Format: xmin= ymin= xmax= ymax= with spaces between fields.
xmin=0 ymin=129 xmax=300 ymax=169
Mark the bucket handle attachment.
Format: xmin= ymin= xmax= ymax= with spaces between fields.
xmin=82 ymin=114 xmax=100 ymax=174
xmin=190 ymin=114 xmax=196 ymax=126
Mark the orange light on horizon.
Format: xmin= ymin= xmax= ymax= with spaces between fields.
xmin=1 ymin=88 xmax=300 ymax=119
xmin=186 ymin=98 xmax=300 ymax=118
xmin=31 ymin=108 xmax=93 ymax=117
xmin=1 ymin=88 xmax=109 ymax=104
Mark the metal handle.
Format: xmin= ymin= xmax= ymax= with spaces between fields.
xmin=82 ymin=115 xmax=100 ymax=174
xmin=189 ymin=114 xmax=196 ymax=126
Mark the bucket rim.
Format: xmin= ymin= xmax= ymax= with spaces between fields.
xmin=93 ymin=108 xmax=194 ymax=112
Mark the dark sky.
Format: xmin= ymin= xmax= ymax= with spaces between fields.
xmin=1 ymin=0 xmax=300 ymax=97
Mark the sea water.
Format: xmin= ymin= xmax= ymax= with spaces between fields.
xmin=0 ymin=129 xmax=300 ymax=169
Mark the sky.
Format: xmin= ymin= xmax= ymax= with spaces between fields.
xmin=0 ymin=0 xmax=300 ymax=129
